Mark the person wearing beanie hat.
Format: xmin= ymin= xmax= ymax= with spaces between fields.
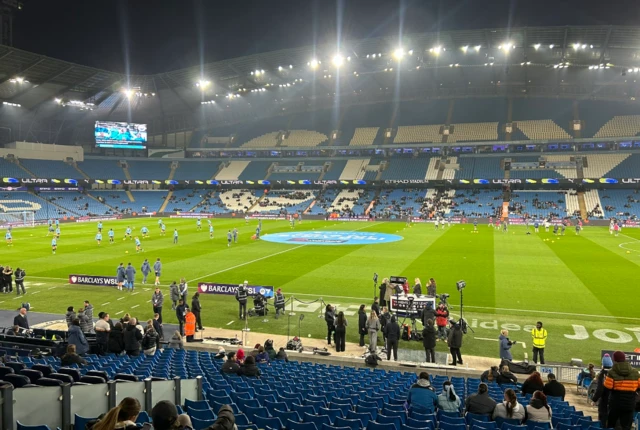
xmin=593 ymin=356 xmax=613 ymax=428
xmin=150 ymin=400 xmax=192 ymax=430
xmin=602 ymin=353 xmax=613 ymax=369
xmin=602 ymin=350 xmax=640 ymax=430
xmin=235 ymin=348 xmax=245 ymax=364
xmin=274 ymin=288 xmax=285 ymax=319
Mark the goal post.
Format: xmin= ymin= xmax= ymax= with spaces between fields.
xmin=3 ymin=211 xmax=36 ymax=228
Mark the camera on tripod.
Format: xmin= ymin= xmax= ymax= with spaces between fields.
xmin=438 ymin=293 xmax=450 ymax=305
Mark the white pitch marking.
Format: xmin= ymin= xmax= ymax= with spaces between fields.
xmin=115 ymin=310 xmax=124 ymax=315
xmin=473 ymin=337 xmax=499 ymax=342
xmin=132 ymin=292 xmax=139 ymax=296
xmin=117 ymin=297 xmax=125 ymax=301
xmin=226 ymin=321 xmax=235 ymax=326
xmin=146 ymin=300 xmax=152 ymax=303
xmin=131 ymin=305 xmax=139 ymax=309
xmin=31 ymin=291 xmax=41 ymax=294
xmin=31 ymin=283 xmax=45 ymax=286
xmin=101 ymin=302 xmax=110 ymax=306
xmin=187 ymin=222 xmax=383 ymax=283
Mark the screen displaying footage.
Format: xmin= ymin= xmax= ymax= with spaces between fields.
xmin=95 ymin=121 xmax=147 ymax=149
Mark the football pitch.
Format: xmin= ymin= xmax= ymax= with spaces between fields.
xmin=2 ymin=217 xmax=640 ymax=364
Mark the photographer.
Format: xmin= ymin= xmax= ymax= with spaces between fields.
xmin=499 ymin=329 xmax=516 ymax=361
xmin=435 ymin=302 xmax=449 ymax=341
xmin=324 ymin=304 xmax=336 ymax=346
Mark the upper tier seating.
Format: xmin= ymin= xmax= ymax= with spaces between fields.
xmin=599 ymin=190 xmax=640 ymax=219
xmin=381 ymin=158 xmax=429 ymax=180
xmin=394 ymin=125 xmax=442 ymax=143
xmin=19 ymin=159 xmax=79 ymax=178
xmin=514 ymin=120 xmax=572 ymax=140
xmin=76 ymin=160 xmax=125 ymax=179
xmin=172 ymin=161 xmax=220 ymax=181
xmin=594 ymin=115 xmax=640 ymax=138
xmin=605 ymin=153 xmax=640 ymax=177
xmin=513 ymin=98 xmax=574 ymax=138
xmin=468 ymin=157 xmax=503 ymax=179
xmin=579 ymin=100 xmax=640 ymax=138
xmin=0 ymin=158 xmax=31 ymax=177
xmin=349 ymin=128 xmax=379 ymax=146
xmin=448 ymin=123 xmax=498 ymax=142
xmin=126 ymin=161 xmax=172 ymax=180
xmin=322 ymin=160 xmax=348 ymax=181
xmin=216 ymin=161 xmax=251 ymax=181
xmin=238 ymin=161 xmax=272 ymax=181
xmin=280 ymin=130 xmax=328 ymax=147
xmin=582 ymin=154 xmax=631 ymax=178
xmin=242 ymin=132 xmax=280 ymax=147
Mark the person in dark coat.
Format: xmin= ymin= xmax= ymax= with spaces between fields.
xmin=481 ymin=366 xmax=500 ymax=383
xmin=379 ymin=281 xmax=387 ymax=307
xmin=358 ymin=305 xmax=367 ymax=347
xmin=603 ymin=351 xmax=639 ymax=430
xmin=123 ymin=319 xmax=143 ymax=356
xmin=543 ymin=373 xmax=565 ymax=399
xmin=422 ymin=318 xmax=436 ymax=363
xmin=522 ymin=372 xmax=545 ymax=396
xmin=238 ymin=356 xmax=261 ymax=377
xmin=221 ymin=352 xmax=241 ymax=374
xmin=324 ymin=304 xmax=336 ymax=346
xmin=191 ymin=292 xmax=203 ymax=331
xmin=61 ymin=344 xmax=88 ymax=367
xmin=334 ymin=311 xmax=348 ymax=352
xmin=68 ymin=318 xmax=89 ymax=355
xmin=592 ymin=354 xmax=613 ymax=427
xmin=13 ymin=307 xmax=29 ymax=331
xmin=497 ymin=365 xmax=518 ymax=385
xmin=65 ymin=306 xmax=76 ymax=327
xmin=448 ymin=321 xmax=463 ymax=366
xmin=175 ymin=300 xmax=186 ymax=336
xmin=499 ymin=329 xmax=516 ymax=361
xmin=421 ymin=302 xmax=437 ymax=327
xmin=108 ymin=322 xmax=125 ymax=354
xmin=384 ymin=315 xmax=401 ymax=361
xmin=465 ymin=383 xmax=497 ymax=416
xmin=371 ymin=297 xmax=381 ymax=317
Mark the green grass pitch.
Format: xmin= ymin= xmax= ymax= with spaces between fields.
xmin=2 ymin=217 xmax=640 ymax=364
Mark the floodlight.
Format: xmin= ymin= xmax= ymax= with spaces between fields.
xmin=474 ymin=45 xmax=481 ymax=52
xmin=332 ymin=54 xmax=344 ymax=67
xmin=54 ymin=98 xmax=62 ymax=104
xmin=197 ymin=80 xmax=211 ymax=89
xmin=15 ymin=77 xmax=24 ymax=83
xmin=123 ymin=89 xmax=133 ymax=98
xmin=393 ymin=48 xmax=405 ymax=60
xmin=534 ymin=44 xmax=541 ymax=50
xmin=308 ymin=59 xmax=319 ymax=69
xmin=573 ymin=43 xmax=580 ymax=50
xmin=408 ymin=50 xmax=413 ymax=55
xmin=549 ymin=44 xmax=555 ymax=49
xmin=278 ymin=66 xmax=283 ymax=71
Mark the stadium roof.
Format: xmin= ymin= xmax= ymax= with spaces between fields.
xmin=1 ymin=25 xmax=640 ymax=121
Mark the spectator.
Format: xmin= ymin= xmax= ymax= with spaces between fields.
xmin=95 ymin=312 xmax=111 ymax=355
xmin=152 ymin=287 xmax=164 ymax=324
xmin=384 ymin=315 xmax=401 ymax=361
xmin=168 ymin=331 xmax=184 ymax=349
xmin=438 ymin=381 xmax=461 ymax=413
xmin=235 ymin=348 xmax=246 ymax=364
xmin=65 ymin=306 xmax=76 ymax=327
xmin=89 ymin=397 xmax=141 ymax=430
xmin=150 ymin=400 xmax=193 ymax=430
xmin=276 ymin=347 xmax=289 ymax=362
xmin=357 ymin=304 xmax=367 ymax=347
xmin=499 ymin=329 xmax=516 ymax=361
xmin=152 ymin=313 xmax=164 ymax=341
xmin=238 ymin=355 xmax=261 ymax=377
xmin=493 ymin=388 xmax=525 ymax=421
xmin=497 ymin=365 xmax=518 ymax=385
xmin=221 ymin=352 xmax=241 ymax=374
xmin=191 ymin=292 xmax=203 ymax=331
xmin=142 ymin=323 xmax=160 ymax=356
xmin=592 ymin=354 xmax=613 ymax=427
xmin=68 ymin=318 xmax=89 ymax=355
xmin=78 ymin=304 xmax=93 ymax=333
xmin=84 ymin=300 xmax=94 ymax=321
xmin=413 ymin=277 xmax=422 ymax=296
xmin=334 ymin=311 xmax=348 ymax=352
xmin=61 ymin=344 xmax=88 ymax=367
xmin=265 ymin=340 xmax=277 ymax=360
xmin=422 ymin=318 xmax=436 ymax=363
xmin=525 ymin=391 xmax=552 ymax=424
xmin=6 ymin=325 xmax=23 ymax=336
xmin=542 ymin=373 xmax=565 ymax=400
xmin=577 ymin=363 xmax=596 ymax=388
xmin=175 ymin=299 xmax=186 ymax=336
xmin=465 ymin=383 xmax=497 ymax=416
xmin=435 ymin=303 xmax=449 ymax=341
xmin=481 ymin=366 xmax=500 ymax=383
xmin=427 ymin=278 xmax=437 ymax=296
xmin=169 ymin=282 xmax=180 ymax=310
xmin=255 ymin=346 xmax=270 ymax=363
xmin=522 ymin=371 xmax=545 ymax=396
xmin=14 ymin=267 xmax=25 ymax=296
xmin=108 ymin=322 xmax=125 ymax=354
xmin=324 ymin=304 xmax=336 ymax=346
xmin=124 ymin=319 xmax=143 ymax=356
xmin=422 ymin=302 xmax=437 ymax=327
xmin=603 ymin=350 xmax=640 ymax=430
xmin=13 ymin=307 xmax=29 ymax=331
xmin=365 ymin=310 xmax=380 ymax=353
xmin=407 ymin=372 xmax=438 ymax=413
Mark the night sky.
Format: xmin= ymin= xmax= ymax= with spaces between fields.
xmin=11 ymin=0 xmax=640 ymax=74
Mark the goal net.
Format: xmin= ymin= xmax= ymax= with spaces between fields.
xmin=0 ymin=211 xmax=35 ymax=228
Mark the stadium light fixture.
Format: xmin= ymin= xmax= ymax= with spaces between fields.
xmin=573 ymin=43 xmax=580 ymax=50
xmin=289 ymin=65 xmax=293 ymax=69
xmin=196 ymin=80 xmax=211 ymax=89
xmin=429 ymin=46 xmax=442 ymax=56
xmin=122 ymin=89 xmax=133 ymax=98
xmin=474 ymin=45 xmax=481 ymax=52
xmin=549 ymin=44 xmax=555 ymax=49
xmin=408 ymin=50 xmax=413 ymax=55
xmin=332 ymin=54 xmax=344 ymax=67
xmin=308 ymin=59 xmax=320 ymax=69
xmin=534 ymin=44 xmax=541 ymax=50
xmin=393 ymin=48 xmax=405 ymax=60
xmin=54 ymin=98 xmax=62 ymax=104
xmin=278 ymin=66 xmax=283 ymax=71
xmin=461 ymin=45 xmax=468 ymax=53
xmin=3 ymin=102 xmax=21 ymax=107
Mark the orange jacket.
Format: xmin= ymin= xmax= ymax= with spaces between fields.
xmin=603 ymin=362 xmax=640 ymax=392
xmin=185 ymin=312 xmax=196 ymax=336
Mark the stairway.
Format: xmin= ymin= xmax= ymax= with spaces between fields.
xmin=247 ymin=195 xmax=265 ymax=212
xmin=122 ymin=164 xmax=132 ymax=181
xmin=158 ymin=191 xmax=173 ymax=213
xmin=87 ymin=193 xmax=117 ymax=212
xmin=72 ymin=162 xmax=90 ymax=179
xmin=15 ymin=160 xmax=35 ymax=177
xmin=167 ymin=164 xmax=177 ymax=181
xmin=126 ymin=190 xmax=135 ymax=202
xmin=577 ymin=191 xmax=588 ymax=219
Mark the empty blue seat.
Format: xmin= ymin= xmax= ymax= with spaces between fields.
xmin=243 ymin=406 xmax=269 ymax=422
xmin=501 ymin=424 xmax=527 ymax=430
xmin=405 ymin=418 xmax=435 ymax=430
xmin=557 ymin=425 xmax=581 ymax=430
xmin=334 ymin=417 xmax=362 ymax=430
xmin=304 ymin=413 xmax=332 ymax=429
xmin=273 ymin=409 xmax=301 ymax=425
xmin=235 ymin=414 xmax=250 ymax=426
xmin=287 ymin=420 xmax=318 ymax=430
xmin=439 ymin=423 xmax=468 ymax=430
xmin=322 ymin=424 xmax=351 ymax=430
xmin=191 ymin=417 xmax=215 ymax=430
xmin=526 ymin=421 xmax=550 ymax=430
xmin=367 ymin=422 xmax=397 ymax=430
xmin=17 ymin=423 xmax=52 ymax=430
xmin=253 ymin=415 xmax=284 ymax=430
xmin=74 ymin=414 xmax=97 ymax=430
xmin=135 ymin=412 xmax=151 ymax=424
xmin=357 ymin=405 xmax=379 ymax=421
xmin=187 ymin=408 xmax=216 ymax=422
xmin=185 ymin=399 xmax=211 ymax=410
xmin=347 ymin=411 xmax=373 ymax=428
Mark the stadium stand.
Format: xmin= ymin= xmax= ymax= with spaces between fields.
xmin=0 ymin=157 xmax=32 ymax=177
xmin=19 ymin=159 xmax=80 ymax=178
xmin=339 ymin=159 xmax=369 ymax=180
xmin=172 ymin=161 xmax=220 ymax=181
xmin=242 ymin=132 xmax=280 ymax=147
xmin=350 ymin=190 xmax=376 ymax=215
xmin=448 ymin=123 xmax=499 ymax=142
xmin=507 ymin=191 xmax=568 ymax=219
xmin=322 ymin=160 xmax=348 ymax=181
xmin=450 ymin=190 xmax=502 ymax=218
xmin=426 ymin=157 xmax=458 ymax=180
xmin=578 ymin=100 xmax=640 ymax=138
xmin=565 ymin=190 xmax=581 ymax=218
xmin=218 ymin=189 xmax=257 ymax=212
xmin=253 ymin=190 xmax=315 ymax=214
xmin=376 ymin=189 xmax=425 ymax=218
xmin=163 ymin=189 xmax=202 ymax=212
xmin=238 ymin=161 xmax=272 ymax=181
xmin=599 ymin=189 xmax=640 ymax=219
xmin=36 ymin=192 xmax=113 ymax=217
xmin=216 ymin=161 xmax=252 ymax=180
xmin=0 ymin=191 xmax=62 ymax=221
xmin=126 ymin=161 xmax=172 ymax=180
xmin=380 ymin=157 xmax=429 ymax=180
xmin=467 ymin=157 xmax=503 ymax=179
xmin=582 ymin=153 xmax=630 ymax=178
xmin=329 ymin=189 xmax=364 ymax=215
xmin=307 ymin=189 xmax=339 ymax=215
xmin=129 ymin=191 xmax=168 ymax=213
xmin=393 ymin=125 xmax=442 ymax=143
xmin=594 ymin=115 xmax=640 ymax=138
xmin=605 ymin=153 xmax=640 ymax=177
xmin=583 ymin=189 xmax=604 ymax=219
xmin=280 ymin=130 xmax=329 ymax=147
xmin=349 ymin=127 xmax=379 ymax=146
xmin=76 ymin=159 xmax=125 ymax=178
xmin=514 ymin=120 xmax=572 ymax=140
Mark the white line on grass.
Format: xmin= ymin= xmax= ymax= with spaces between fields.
xmin=48 ymin=287 xmax=57 ymax=290
xmin=187 ymin=222 xmax=384 ymax=283
xmin=226 ymin=321 xmax=234 ymax=326
xmin=146 ymin=300 xmax=151 ymax=303
xmin=474 ymin=337 xmax=498 ymax=342
xmin=131 ymin=305 xmax=139 ymax=309
xmin=0 ymin=301 xmax=4 ymax=304
xmin=117 ymin=297 xmax=125 ymax=301
xmin=132 ymin=292 xmax=139 ymax=296
xmin=115 ymin=311 xmax=123 ymax=315
xmin=101 ymin=302 xmax=110 ymax=306
xmin=31 ymin=291 xmax=41 ymax=294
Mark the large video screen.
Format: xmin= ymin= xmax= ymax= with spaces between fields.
xmin=95 ymin=121 xmax=147 ymax=149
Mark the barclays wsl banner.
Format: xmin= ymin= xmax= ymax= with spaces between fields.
xmin=69 ymin=274 xmax=118 ymax=287
xmin=198 ymin=282 xmax=274 ymax=298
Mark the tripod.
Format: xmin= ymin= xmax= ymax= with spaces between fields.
xmin=458 ymin=288 xmax=474 ymax=334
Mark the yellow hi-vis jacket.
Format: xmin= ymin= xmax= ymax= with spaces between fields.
xmin=531 ymin=327 xmax=548 ymax=348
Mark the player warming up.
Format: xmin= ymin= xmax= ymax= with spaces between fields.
xmin=51 ymin=237 xmax=57 ymax=254
xmin=6 ymin=230 xmax=13 ymax=246
xmin=209 ymin=223 xmax=214 ymax=239
xmin=108 ymin=228 xmax=115 ymax=244
xmin=233 ymin=227 xmax=238 ymax=244
xmin=153 ymin=258 xmax=162 ymax=286
xmin=160 ymin=222 xmax=166 ymax=236
xmin=95 ymin=232 xmax=102 ymax=246
xmin=124 ymin=226 xmax=132 ymax=240
xmin=227 ymin=230 xmax=232 ymax=247
xmin=196 ymin=218 xmax=202 ymax=231
xmin=173 ymin=229 xmax=179 ymax=244
xmin=141 ymin=226 xmax=149 ymax=238
xmin=97 ymin=221 xmax=103 ymax=232
xmin=135 ymin=236 xmax=143 ymax=253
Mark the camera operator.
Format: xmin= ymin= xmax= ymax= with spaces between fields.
xmin=435 ymin=302 xmax=450 ymax=341
xmin=448 ymin=319 xmax=463 ymax=366
xmin=499 ymin=329 xmax=516 ymax=361
xmin=324 ymin=304 xmax=336 ymax=346
xmin=235 ymin=283 xmax=248 ymax=320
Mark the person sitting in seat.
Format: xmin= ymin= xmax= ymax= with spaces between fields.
xmin=497 ymin=365 xmax=518 ymax=385
xmin=88 ymin=397 xmax=141 ymax=430
xmin=481 ymin=366 xmax=500 ymax=383
xmin=493 ymin=388 xmax=525 ymax=421
xmin=465 ymin=383 xmax=497 ymax=416
xmin=406 ymin=372 xmax=438 ymax=412
xmin=221 ymin=351 xmax=241 ymax=374
xmin=61 ymin=344 xmax=88 ymax=367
